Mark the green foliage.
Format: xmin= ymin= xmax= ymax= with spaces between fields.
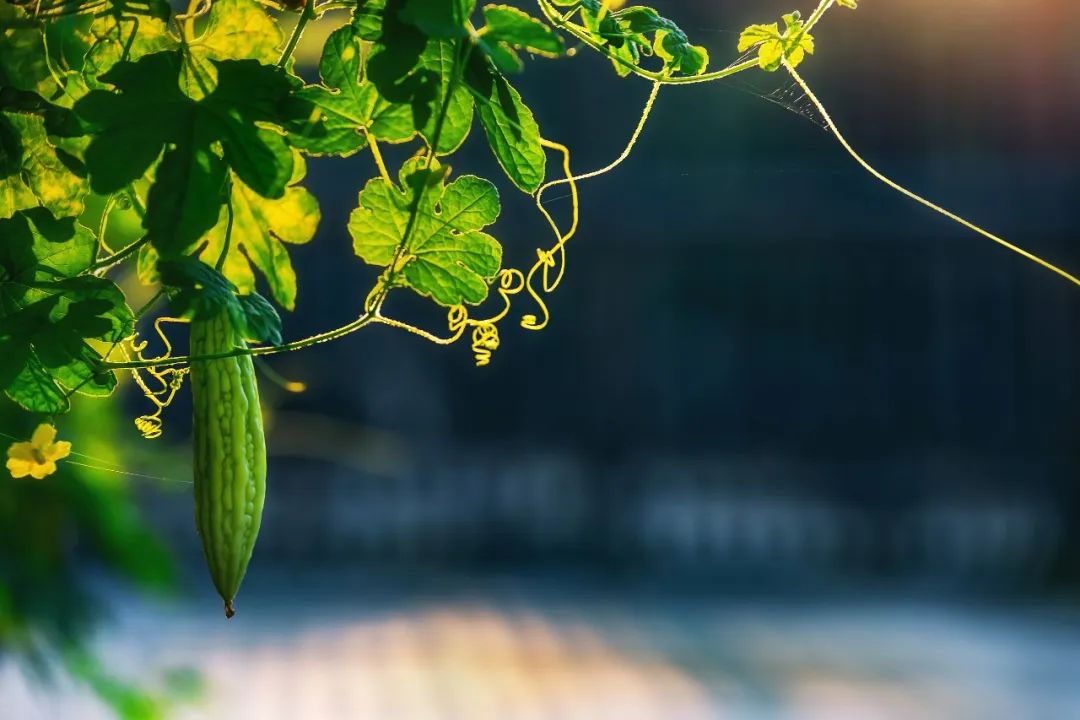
xmin=12 ymin=0 xmax=1067 ymax=715
xmin=157 ymin=256 xmax=283 ymax=343
xmin=476 ymin=4 xmax=564 ymax=73
xmin=349 ymin=157 xmax=502 ymax=306
xmin=199 ymin=159 xmax=320 ymax=311
xmin=179 ymin=0 xmax=284 ymax=100
xmin=0 ymin=209 xmax=130 ymax=413
xmin=0 ymin=0 xmax=855 ymax=421
xmin=548 ymin=0 xmax=709 ymax=77
xmin=738 ymin=11 xmax=815 ymax=72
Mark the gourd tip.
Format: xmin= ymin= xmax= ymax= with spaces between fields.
xmin=224 ymin=601 xmax=235 ymax=619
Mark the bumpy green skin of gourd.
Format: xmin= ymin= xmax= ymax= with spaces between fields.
xmin=190 ymin=310 xmax=266 ymax=618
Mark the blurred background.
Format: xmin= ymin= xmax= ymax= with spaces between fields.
xmin=4 ymin=0 xmax=1080 ymax=718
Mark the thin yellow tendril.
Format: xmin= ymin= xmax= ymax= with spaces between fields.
xmin=127 ymin=317 xmax=191 ymax=439
xmin=377 ymin=80 xmax=664 ymax=367
xmin=785 ymin=63 xmax=1080 ymax=289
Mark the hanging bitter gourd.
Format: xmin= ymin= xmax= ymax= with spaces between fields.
xmin=189 ymin=309 xmax=267 ymax=618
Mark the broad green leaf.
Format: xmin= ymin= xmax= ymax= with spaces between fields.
xmin=415 ymin=39 xmax=474 ymax=153
xmin=76 ymin=52 xmax=295 ymax=257
xmin=466 ymin=60 xmax=545 ymax=193
xmin=653 ymin=29 xmax=708 ymax=76
xmin=232 ymin=292 xmax=282 ymax=345
xmin=156 ymin=255 xmax=238 ymax=321
xmin=77 ymin=52 xmax=193 ymax=195
xmin=200 ymin=158 xmax=320 ymax=310
xmin=0 ymin=210 xmax=132 ymax=412
xmin=0 ymin=110 xmax=89 ymax=219
xmin=143 ymin=128 xmax=228 ymax=257
xmin=285 ymin=24 xmax=378 ymax=156
xmin=478 ymin=4 xmax=563 ymax=72
xmin=288 ymin=24 xmax=472 ymax=156
xmin=348 ymin=160 xmax=502 ymax=306
xmin=84 ymin=15 xmax=178 ymax=87
xmin=0 ymin=115 xmax=40 ymax=220
xmin=179 ymin=0 xmax=283 ymax=100
xmin=737 ymin=13 xmax=813 ymax=72
xmin=399 ymin=0 xmax=475 ymax=38
xmin=353 ymin=0 xmax=388 ymax=40
xmin=0 ymin=8 xmax=62 ymax=100
xmin=0 ymin=208 xmax=96 ymax=287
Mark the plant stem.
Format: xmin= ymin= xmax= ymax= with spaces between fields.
xmin=104 ymin=312 xmax=378 ymax=369
xmin=278 ymin=1 xmax=316 ymax=68
xmin=535 ymin=0 xmax=836 ymax=86
xmin=785 ymin=61 xmax=1080 ymax=290
xmin=88 ymin=236 xmax=151 ymax=275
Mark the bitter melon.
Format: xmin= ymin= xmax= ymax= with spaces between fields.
xmin=190 ymin=310 xmax=266 ymax=618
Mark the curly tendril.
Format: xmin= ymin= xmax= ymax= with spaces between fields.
xmin=127 ymin=318 xmax=191 ymax=439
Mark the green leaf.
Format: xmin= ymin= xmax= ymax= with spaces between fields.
xmin=179 ymin=0 xmax=284 ymax=100
xmin=143 ymin=127 xmax=228 ymax=257
xmin=83 ymin=15 xmax=178 ymax=87
xmin=157 ymin=256 xmax=281 ymax=343
xmin=0 ymin=207 xmax=96 ymax=285
xmin=479 ymin=4 xmax=563 ymax=71
xmin=557 ymin=2 xmax=708 ymax=77
xmin=353 ymin=0 xmax=389 ymax=40
xmin=415 ymin=39 xmax=474 ymax=153
xmin=200 ymin=157 xmax=320 ymax=310
xmin=77 ymin=52 xmax=193 ymax=195
xmin=0 ymin=9 xmax=63 ymax=101
xmin=0 ymin=210 xmax=132 ymax=413
xmin=399 ymin=0 xmax=475 ymax=38
xmin=348 ymin=159 xmax=502 ymax=306
xmin=0 ymin=108 xmax=89 ymax=220
xmin=738 ymin=13 xmax=814 ymax=72
xmin=466 ymin=59 xmax=545 ymax=193
xmin=156 ymin=255 xmax=237 ymax=321
xmin=76 ymin=52 xmax=295 ymax=257
xmin=288 ymin=24 xmax=472 ymax=156
xmin=652 ymin=29 xmax=709 ymax=76
xmin=232 ymin=292 xmax=282 ymax=345
xmin=284 ymin=24 xmax=378 ymax=157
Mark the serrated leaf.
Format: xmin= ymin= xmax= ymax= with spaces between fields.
xmin=466 ymin=59 xmax=545 ymax=193
xmin=84 ymin=15 xmax=178 ymax=87
xmin=0 ymin=109 xmax=89 ymax=220
xmin=76 ymin=52 xmax=295 ymax=257
xmin=0 ymin=211 xmax=132 ymax=412
xmin=738 ymin=13 xmax=814 ymax=72
xmin=0 ymin=208 xmax=96 ymax=286
xmin=348 ymin=160 xmax=502 ymax=306
xmin=200 ymin=157 xmax=320 ymax=310
xmin=179 ymin=0 xmax=283 ymax=100
xmin=288 ymin=24 xmax=472 ymax=156
xmin=353 ymin=0 xmax=388 ymax=40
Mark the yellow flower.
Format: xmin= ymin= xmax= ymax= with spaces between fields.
xmin=603 ymin=0 xmax=626 ymax=8
xmin=6 ymin=424 xmax=72 ymax=480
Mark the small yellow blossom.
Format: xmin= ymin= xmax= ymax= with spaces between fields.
xmin=6 ymin=424 xmax=72 ymax=480
xmin=603 ymin=0 xmax=626 ymax=9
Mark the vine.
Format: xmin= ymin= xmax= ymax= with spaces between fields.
xmin=0 ymin=0 xmax=1075 ymax=450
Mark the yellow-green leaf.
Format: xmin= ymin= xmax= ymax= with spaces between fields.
xmin=180 ymin=0 xmax=283 ymax=100
xmin=200 ymin=158 xmax=320 ymax=310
